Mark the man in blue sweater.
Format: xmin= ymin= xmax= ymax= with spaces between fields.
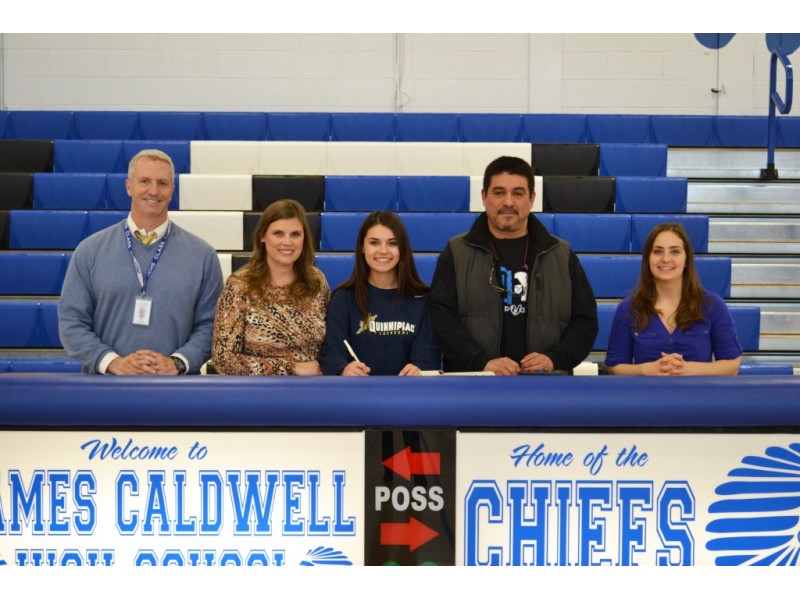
xmin=58 ymin=149 xmax=223 ymax=375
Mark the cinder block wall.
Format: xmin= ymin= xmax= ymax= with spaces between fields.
xmin=0 ymin=33 xmax=776 ymax=115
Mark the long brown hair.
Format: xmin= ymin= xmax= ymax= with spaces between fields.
xmin=630 ymin=222 xmax=705 ymax=331
xmin=337 ymin=211 xmax=429 ymax=321
xmin=235 ymin=199 xmax=323 ymax=303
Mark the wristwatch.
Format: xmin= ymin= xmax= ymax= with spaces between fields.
xmin=172 ymin=356 xmax=188 ymax=375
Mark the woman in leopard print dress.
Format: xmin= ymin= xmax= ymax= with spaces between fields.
xmin=212 ymin=200 xmax=329 ymax=375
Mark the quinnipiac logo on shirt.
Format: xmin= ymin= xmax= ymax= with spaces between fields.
xmin=356 ymin=314 xmax=416 ymax=336
xmin=705 ymin=443 xmax=800 ymax=565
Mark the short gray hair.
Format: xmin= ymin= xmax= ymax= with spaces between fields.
xmin=127 ymin=149 xmax=175 ymax=181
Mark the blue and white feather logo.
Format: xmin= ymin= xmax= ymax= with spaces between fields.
xmin=706 ymin=443 xmax=800 ymax=566
xmin=299 ymin=546 xmax=352 ymax=566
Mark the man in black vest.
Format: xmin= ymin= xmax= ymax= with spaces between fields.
xmin=430 ymin=156 xmax=598 ymax=375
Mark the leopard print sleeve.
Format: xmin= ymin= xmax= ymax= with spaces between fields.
xmin=212 ymin=276 xmax=296 ymax=375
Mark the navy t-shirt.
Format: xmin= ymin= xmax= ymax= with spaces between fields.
xmin=491 ymin=235 xmax=530 ymax=363
xmin=319 ymin=284 xmax=441 ymax=375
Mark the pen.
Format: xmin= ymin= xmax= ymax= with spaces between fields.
xmin=343 ymin=339 xmax=360 ymax=363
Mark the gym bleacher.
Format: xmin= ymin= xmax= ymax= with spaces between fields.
xmin=1 ymin=110 xmax=796 ymax=375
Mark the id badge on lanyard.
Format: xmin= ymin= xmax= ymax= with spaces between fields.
xmin=133 ymin=295 xmax=153 ymax=326
xmin=125 ymin=223 xmax=169 ymax=327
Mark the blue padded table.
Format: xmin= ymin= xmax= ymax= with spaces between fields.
xmin=1 ymin=374 xmax=798 ymax=429
xmin=1 ymin=371 xmax=797 ymax=569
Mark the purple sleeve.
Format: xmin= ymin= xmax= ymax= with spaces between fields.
xmin=707 ymin=293 xmax=743 ymax=360
xmin=604 ymin=299 xmax=634 ymax=367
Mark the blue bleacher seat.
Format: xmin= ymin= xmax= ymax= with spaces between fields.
xmin=73 ymin=111 xmax=140 ymax=140
xmin=9 ymin=210 xmax=89 ymax=250
xmin=738 ymin=362 xmax=793 ymax=376
xmin=522 ymin=114 xmax=587 ymax=143
xmin=599 ymin=144 xmax=667 ymax=177
xmin=40 ymin=301 xmax=61 ymax=347
xmin=0 ymin=253 xmax=70 ymax=295
xmin=581 ymin=255 xmax=730 ymax=299
xmin=398 ymin=213 xmax=477 ymax=252
xmin=594 ymin=302 xmax=756 ymax=352
xmin=88 ymin=211 xmax=127 ymax=235
xmin=33 ymin=173 xmax=108 ymax=210
xmin=697 ymin=257 xmax=732 ymax=298
xmin=0 ymin=111 xmax=9 ymax=138
xmin=330 ymin=113 xmax=396 ymax=142
xmin=0 ymin=302 xmax=39 ymax=347
xmin=139 ymin=112 xmax=204 ymax=141
xmin=54 ymin=140 xmax=124 ymax=173
xmin=9 ymin=111 xmax=74 ymax=140
xmin=536 ymin=213 xmax=556 ymax=234
xmin=651 ymin=116 xmax=714 ymax=147
xmin=777 ymin=116 xmax=800 ymax=148
xmin=320 ymin=213 xmax=365 ymax=251
xmin=267 ymin=113 xmax=331 ymax=141
xmin=324 ymin=177 xmax=398 ymax=212
xmin=587 ymin=115 xmax=651 ymax=144
xmin=315 ymin=253 xmax=355 ymax=288
xmin=203 ymin=112 xmax=268 ymax=141
xmin=413 ymin=254 xmax=437 ymax=286
xmin=459 ymin=114 xmax=524 ymax=142
xmin=107 ymin=174 xmax=132 ymax=210
xmin=395 ymin=113 xmax=459 ymax=142
xmin=1 ymin=358 xmax=82 ymax=373
xmin=615 ymin=177 xmax=688 ymax=213
xmin=631 ymin=214 xmax=708 ymax=253
xmin=729 ymin=305 xmax=760 ymax=351
xmin=715 ymin=116 xmax=768 ymax=148
xmin=122 ymin=141 xmax=191 ymax=174
xmin=0 ymin=301 xmax=61 ymax=348
xmin=581 ymin=256 xmax=639 ymax=298
xmin=553 ymin=214 xmax=631 ymax=253
xmin=397 ymin=176 xmax=469 ymax=212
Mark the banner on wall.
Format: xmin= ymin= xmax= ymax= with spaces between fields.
xmin=0 ymin=431 xmax=364 ymax=567
xmin=456 ymin=433 xmax=800 ymax=566
xmin=364 ymin=430 xmax=456 ymax=565
xmin=3 ymin=429 xmax=800 ymax=566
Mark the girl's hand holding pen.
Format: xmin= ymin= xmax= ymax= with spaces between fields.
xmin=342 ymin=339 xmax=371 ymax=376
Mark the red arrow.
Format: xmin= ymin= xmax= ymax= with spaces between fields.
xmin=382 ymin=446 xmax=440 ymax=481
xmin=380 ymin=517 xmax=439 ymax=552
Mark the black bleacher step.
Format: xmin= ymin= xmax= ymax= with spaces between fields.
xmin=251 ymin=175 xmax=324 ymax=212
xmin=0 ymin=173 xmax=34 ymax=210
xmin=0 ymin=140 xmax=54 ymax=173
xmin=543 ymin=176 xmax=615 ymax=213
xmin=532 ymin=143 xmax=599 ymax=176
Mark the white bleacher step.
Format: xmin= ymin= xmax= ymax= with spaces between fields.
xmin=738 ymin=302 xmax=800 ymax=353
xmin=759 ymin=302 xmax=800 ymax=332
xmin=709 ymin=218 xmax=800 ymax=254
xmin=730 ymin=258 xmax=800 ymax=299
xmin=668 ymin=148 xmax=800 ymax=179
xmin=688 ymin=182 xmax=800 ymax=214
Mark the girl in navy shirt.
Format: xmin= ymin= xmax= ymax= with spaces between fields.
xmin=320 ymin=211 xmax=440 ymax=376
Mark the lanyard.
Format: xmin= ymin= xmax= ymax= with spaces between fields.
xmin=124 ymin=222 xmax=170 ymax=296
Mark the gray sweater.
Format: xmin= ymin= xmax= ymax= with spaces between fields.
xmin=58 ymin=220 xmax=223 ymax=373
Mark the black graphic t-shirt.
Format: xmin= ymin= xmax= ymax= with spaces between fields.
xmin=491 ymin=235 xmax=529 ymax=363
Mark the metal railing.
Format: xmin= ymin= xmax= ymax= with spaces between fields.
xmin=762 ymin=46 xmax=794 ymax=179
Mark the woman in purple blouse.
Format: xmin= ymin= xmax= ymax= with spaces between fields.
xmin=605 ymin=223 xmax=742 ymax=376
